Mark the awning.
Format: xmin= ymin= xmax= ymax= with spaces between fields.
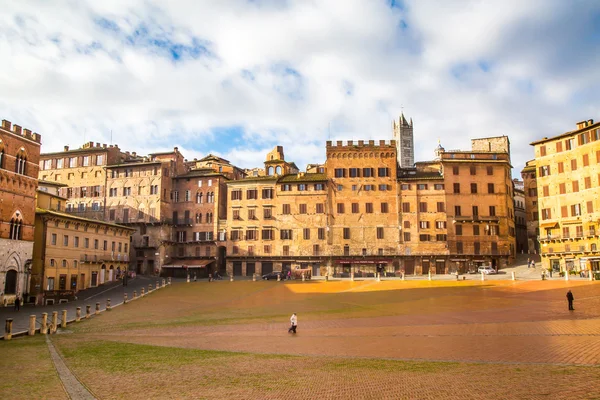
xmin=338 ymin=259 xmax=393 ymax=264
xmin=561 ymin=221 xmax=582 ymax=226
xmin=435 ymin=259 xmax=446 ymax=262
xmin=539 ymin=222 xmax=559 ymax=229
xmin=450 ymin=259 xmax=468 ymax=262
xmin=162 ymin=260 xmax=214 ymax=269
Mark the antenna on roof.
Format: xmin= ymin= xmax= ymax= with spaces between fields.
xmin=110 ymin=129 xmax=113 ymax=145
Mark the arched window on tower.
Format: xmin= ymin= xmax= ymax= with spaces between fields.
xmin=15 ymin=154 xmax=27 ymax=175
xmin=9 ymin=216 xmax=23 ymax=240
xmin=275 ymin=166 xmax=282 ymax=175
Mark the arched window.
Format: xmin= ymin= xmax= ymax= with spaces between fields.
xmin=15 ymin=154 xmax=27 ymax=175
xmin=0 ymin=148 xmax=4 ymax=169
xmin=267 ymin=166 xmax=274 ymax=176
xmin=196 ymin=213 xmax=202 ymax=223
xmin=197 ymin=192 xmax=203 ymax=204
xmin=275 ymin=166 xmax=282 ymax=175
xmin=9 ymin=217 xmax=22 ymax=240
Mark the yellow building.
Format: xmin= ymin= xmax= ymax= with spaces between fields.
xmin=31 ymin=181 xmax=135 ymax=304
xmin=531 ymin=118 xmax=600 ymax=275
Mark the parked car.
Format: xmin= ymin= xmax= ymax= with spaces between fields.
xmin=477 ymin=265 xmax=496 ymax=274
xmin=262 ymin=271 xmax=284 ymax=280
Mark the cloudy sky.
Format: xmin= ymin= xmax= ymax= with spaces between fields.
xmin=1 ymin=0 xmax=599 ymax=174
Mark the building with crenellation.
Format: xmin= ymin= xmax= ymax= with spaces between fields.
xmin=530 ymin=118 xmax=600 ymax=275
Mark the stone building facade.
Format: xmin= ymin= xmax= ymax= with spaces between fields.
xmin=521 ymin=160 xmax=539 ymax=254
xmin=393 ymin=113 xmax=414 ymax=169
xmin=31 ymin=182 xmax=135 ymax=304
xmin=531 ymin=118 xmax=600 ymax=274
xmin=0 ymin=119 xmax=41 ymax=303
xmin=513 ymin=179 xmax=528 ymax=254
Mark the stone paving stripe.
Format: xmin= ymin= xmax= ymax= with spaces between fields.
xmin=46 ymin=335 xmax=96 ymax=400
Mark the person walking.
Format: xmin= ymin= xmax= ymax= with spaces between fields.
xmin=14 ymin=295 xmax=21 ymax=311
xmin=288 ymin=313 xmax=297 ymax=334
xmin=566 ymin=290 xmax=574 ymax=310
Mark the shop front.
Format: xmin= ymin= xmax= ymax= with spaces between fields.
xmin=161 ymin=259 xmax=214 ymax=278
xmin=335 ymin=259 xmax=394 ymax=277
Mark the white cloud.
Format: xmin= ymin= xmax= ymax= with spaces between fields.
xmin=1 ymin=0 xmax=599 ymax=175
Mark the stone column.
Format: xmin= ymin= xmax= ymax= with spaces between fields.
xmin=29 ymin=315 xmax=36 ymax=336
xmin=168 ymin=277 xmax=172 ymax=285
xmin=86 ymin=305 xmax=91 ymax=319
xmin=41 ymin=313 xmax=48 ymax=334
xmin=51 ymin=312 xmax=58 ymax=333
xmin=428 ymin=271 xmax=432 ymax=281
xmin=133 ymin=290 xmax=137 ymax=299
xmin=4 ymin=318 xmax=13 ymax=340
xmin=123 ymin=293 xmax=128 ymax=304
xmin=589 ymin=270 xmax=594 ymax=281
xmin=511 ymin=271 xmax=516 ymax=281
xmin=76 ymin=307 xmax=81 ymax=322
xmin=302 ymin=273 xmax=305 ymax=282
xmin=95 ymin=302 xmax=100 ymax=315
xmin=61 ymin=310 xmax=67 ymax=328
xmin=277 ymin=274 xmax=280 ymax=282
xmin=252 ymin=274 xmax=256 ymax=282
xmin=107 ymin=298 xmax=112 ymax=311
xmin=230 ymin=274 xmax=234 ymax=282
xmin=481 ymin=272 xmax=485 ymax=281
xmin=141 ymin=287 xmax=145 ymax=296
xmin=187 ymin=275 xmax=190 ymax=283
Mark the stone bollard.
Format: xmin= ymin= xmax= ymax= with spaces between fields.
xmin=456 ymin=272 xmax=459 ymax=281
xmin=4 ymin=318 xmax=13 ymax=340
xmin=86 ymin=305 xmax=91 ymax=319
xmin=590 ymin=271 xmax=594 ymax=281
xmin=168 ymin=277 xmax=172 ymax=285
xmin=124 ymin=293 xmax=128 ymax=304
xmin=107 ymin=298 xmax=112 ymax=311
xmin=156 ymin=280 xmax=160 ymax=289
xmin=302 ymin=273 xmax=305 ymax=282
xmin=481 ymin=272 xmax=485 ymax=281
xmin=277 ymin=274 xmax=281 ymax=282
xmin=41 ymin=313 xmax=48 ymax=334
xmin=230 ymin=275 xmax=234 ymax=282
xmin=325 ymin=274 xmax=329 ymax=282
xmin=141 ymin=287 xmax=145 ymax=296
xmin=51 ymin=312 xmax=58 ymax=333
xmin=76 ymin=307 xmax=81 ymax=322
xmin=162 ymin=279 xmax=166 ymax=287
xmin=428 ymin=271 xmax=432 ymax=281
xmin=350 ymin=272 xmax=354 ymax=281
xmin=187 ymin=275 xmax=190 ymax=283
xmin=95 ymin=302 xmax=100 ymax=315
xmin=29 ymin=315 xmax=36 ymax=336
xmin=133 ymin=290 xmax=137 ymax=299
xmin=149 ymin=284 xmax=153 ymax=292
xmin=401 ymin=272 xmax=405 ymax=281
xmin=565 ymin=271 xmax=569 ymax=281
xmin=377 ymin=273 xmax=382 ymax=282
xmin=252 ymin=274 xmax=256 ymax=282
xmin=61 ymin=310 xmax=67 ymax=328
xmin=511 ymin=271 xmax=516 ymax=281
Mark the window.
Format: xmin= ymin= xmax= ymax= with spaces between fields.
xmin=262 ymin=188 xmax=274 ymax=199
xmin=576 ymin=226 xmax=584 ymax=238
xmin=246 ymin=189 xmax=258 ymax=199
xmin=282 ymin=246 xmax=289 ymax=256
xmin=539 ymin=165 xmax=550 ymax=177
xmin=364 ymin=185 xmax=375 ymax=191
xmin=566 ymin=138 xmax=575 ymax=150
xmin=404 ymin=221 xmax=411 ymax=229
xmin=377 ymin=227 xmax=384 ymax=239
xmin=248 ymin=209 xmax=256 ymax=220
xmin=487 ymin=183 xmax=495 ymax=194
xmin=57 ymin=158 xmax=64 ymax=168
xmin=587 ymin=201 xmax=594 ymax=213
xmin=452 ymin=166 xmax=459 ymax=175
xmin=583 ymin=154 xmax=589 ymax=166
xmin=417 ymin=184 xmax=428 ymax=190
xmin=365 ymin=203 xmax=373 ymax=213
xmin=402 ymin=202 xmax=410 ymax=213
xmin=232 ymin=210 xmax=240 ymax=220
xmin=352 ymin=203 xmax=359 ymax=213
xmin=231 ymin=230 xmax=241 ymax=241
xmin=378 ymin=184 xmax=390 ymax=191
xmin=473 ymin=225 xmax=480 ymax=236
xmin=541 ymin=208 xmax=551 ymax=220
xmin=334 ymin=168 xmax=346 ymax=178
xmin=436 ymin=202 xmax=445 ymax=212
xmin=456 ymin=242 xmax=463 ymax=254
xmin=51 ymin=233 xmax=57 ymax=245
xmin=337 ymin=203 xmax=345 ymax=214
xmin=559 ymin=183 xmax=566 ymax=194
xmin=362 ymin=168 xmax=374 ymax=177
xmin=470 ymin=183 xmax=477 ymax=194
xmin=378 ymin=167 xmax=389 ymax=177
xmin=263 ymin=208 xmax=273 ymax=219
xmin=419 ymin=234 xmax=430 ymax=242
xmin=453 ymin=183 xmax=460 ymax=194
xmin=245 ymin=230 xmax=257 ymax=240
xmin=232 ymin=246 xmax=239 ymax=254
xmin=571 ymin=159 xmax=577 ymax=171
xmin=299 ymin=204 xmax=307 ymax=214
xmin=571 ymin=204 xmax=581 ymax=216
xmin=435 ymin=221 xmax=446 ymax=229
xmin=313 ymin=245 xmax=320 ymax=256
xmin=381 ymin=203 xmax=389 ymax=213
xmin=434 ymin=184 xmax=444 ymax=190
xmin=401 ymin=184 xmax=411 ymax=190
xmin=264 ymin=245 xmax=272 ymax=254
xmin=585 ymin=176 xmax=592 ymax=189
xmin=318 ymin=228 xmax=325 ymax=240
xmin=150 ymin=185 xmax=158 ymax=195
xmin=280 ymin=230 xmax=293 ymax=240
xmin=298 ymin=184 xmax=307 ymax=191
xmin=403 ymin=232 xmax=411 ymax=241
xmin=282 ymin=204 xmax=291 ymax=215
xmin=303 ymin=228 xmax=310 ymax=240
xmin=419 ymin=202 xmax=427 ymax=212
xmin=573 ymin=180 xmax=579 ymax=193
xmin=470 ymin=165 xmax=476 ymax=175
xmin=349 ymin=168 xmax=360 ymax=178
xmin=231 ymin=190 xmax=242 ymax=200
xmin=352 ymin=185 xmax=358 ymax=191
xmin=281 ymin=184 xmax=292 ymax=191
xmin=473 ymin=206 xmax=479 ymax=216
xmin=314 ymin=183 xmax=325 ymax=191
xmin=316 ymin=203 xmax=324 ymax=214
xmin=343 ymin=228 xmax=351 ymax=239
xmin=419 ymin=221 xmax=430 ymax=229
xmin=74 ymin=237 xmax=79 ymax=248
xmin=543 ymin=186 xmax=549 ymax=197
xmin=489 ymin=206 xmax=496 ymax=216
xmin=454 ymin=206 xmax=461 ymax=216
xmin=337 ymin=185 xmax=343 ymax=191
xmin=455 ymin=225 xmax=463 ymax=236
xmin=69 ymin=157 xmax=77 ymax=168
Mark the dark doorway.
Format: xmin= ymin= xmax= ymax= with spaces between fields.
xmin=246 ymin=262 xmax=255 ymax=276
xmin=262 ymin=262 xmax=273 ymax=274
xmin=217 ymin=246 xmax=227 ymax=274
xmin=404 ymin=259 xmax=415 ymax=275
xmin=91 ymin=272 xmax=98 ymax=286
xmin=70 ymin=274 xmax=78 ymax=291
xmin=311 ymin=263 xmax=320 ymax=276
xmin=59 ymin=274 xmax=67 ymax=290
xmin=4 ymin=270 xmax=17 ymax=294
xmin=233 ymin=262 xmax=242 ymax=276
xmin=422 ymin=260 xmax=430 ymax=275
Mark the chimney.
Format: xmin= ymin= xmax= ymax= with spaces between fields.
xmin=379 ymin=140 xmax=386 ymax=145
xmin=125 ymin=151 xmax=130 ymax=156
xmin=358 ymin=140 xmax=364 ymax=145
xmin=132 ymin=152 xmax=136 ymax=157
xmin=64 ymin=146 xmax=69 ymax=151
xmin=348 ymin=140 xmax=353 ymax=145
xmin=103 ymin=144 xmax=107 ymax=148
xmin=174 ymin=146 xmax=179 ymax=152
xmin=13 ymin=125 xmax=22 ymax=135
xmin=1 ymin=120 xmax=10 ymax=130
xmin=96 ymin=142 xmax=100 ymax=147
xmin=337 ymin=140 xmax=343 ymax=146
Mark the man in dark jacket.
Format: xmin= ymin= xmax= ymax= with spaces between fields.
xmin=566 ymin=290 xmax=574 ymax=310
xmin=14 ymin=296 xmax=21 ymax=311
